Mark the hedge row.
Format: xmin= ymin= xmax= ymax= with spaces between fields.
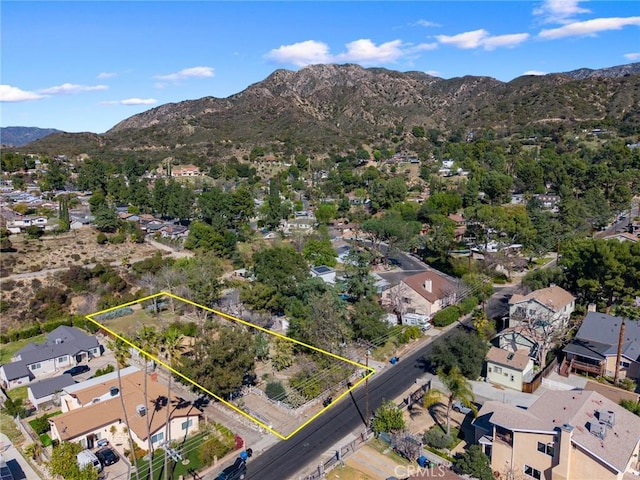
xmin=432 ymin=306 xmax=461 ymax=327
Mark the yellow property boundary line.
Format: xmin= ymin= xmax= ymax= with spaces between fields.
xmin=86 ymin=291 xmax=375 ymax=440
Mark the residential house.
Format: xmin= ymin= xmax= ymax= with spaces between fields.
xmin=473 ymin=390 xmax=640 ymax=480
xmin=602 ymin=232 xmax=638 ymax=242
xmin=6 ymin=216 xmax=48 ymax=233
xmin=50 ymin=367 xmax=200 ymax=453
xmin=310 ymin=265 xmax=336 ymax=285
xmin=495 ymin=325 xmax=542 ymax=360
xmin=562 ymin=312 xmax=639 ymax=381
xmin=27 ymin=374 xmax=76 ymax=410
xmin=159 ymin=224 xmax=188 ymax=240
xmin=171 ymin=165 xmax=201 ymax=177
xmin=532 ymin=194 xmax=560 ymax=212
xmin=485 ymin=346 xmax=535 ymax=391
xmin=448 ymin=213 xmax=467 ymax=241
xmin=509 ymin=285 xmax=575 ymax=329
xmin=0 ymin=326 xmax=102 ymax=389
xmin=281 ymin=217 xmax=315 ymax=236
xmin=381 ymin=271 xmax=458 ymax=318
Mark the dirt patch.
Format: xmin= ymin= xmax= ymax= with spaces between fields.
xmin=0 ymin=228 xmax=165 ymax=332
xmin=1 ymin=228 xmax=160 ymax=276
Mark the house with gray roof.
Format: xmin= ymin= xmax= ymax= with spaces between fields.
xmin=473 ymin=389 xmax=640 ymax=480
xmin=0 ymin=326 xmax=102 ymax=389
xmin=562 ymin=312 xmax=639 ymax=381
xmin=27 ymin=373 xmax=76 ymax=410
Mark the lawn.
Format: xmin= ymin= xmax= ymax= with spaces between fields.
xmin=0 ymin=412 xmax=24 ymax=445
xmin=9 ymin=386 xmax=28 ymax=403
xmin=0 ymin=334 xmax=46 ymax=364
xmin=132 ymin=433 xmax=216 ymax=480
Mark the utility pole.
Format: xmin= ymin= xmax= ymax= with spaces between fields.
xmin=365 ymin=349 xmax=370 ymax=432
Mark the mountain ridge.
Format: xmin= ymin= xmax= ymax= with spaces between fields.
xmin=14 ymin=62 xmax=640 ymax=158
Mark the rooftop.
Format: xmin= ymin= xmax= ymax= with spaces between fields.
xmin=28 ymin=374 xmax=76 ymax=400
xmin=474 ymin=390 xmax=640 ymax=473
xmin=52 ymin=369 xmax=198 ymax=442
xmin=485 ymin=346 xmax=532 ymax=371
xmin=402 ymin=271 xmax=457 ymax=304
xmin=509 ymin=285 xmax=574 ymax=312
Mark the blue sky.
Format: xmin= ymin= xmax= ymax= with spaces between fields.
xmin=1 ymin=1 xmax=639 ymax=134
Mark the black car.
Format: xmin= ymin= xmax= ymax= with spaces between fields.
xmin=63 ymin=365 xmax=90 ymax=376
xmin=216 ymin=457 xmax=247 ymax=480
xmin=95 ymin=447 xmax=119 ymax=466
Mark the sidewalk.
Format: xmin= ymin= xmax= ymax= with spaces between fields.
xmin=0 ymin=432 xmax=42 ymax=480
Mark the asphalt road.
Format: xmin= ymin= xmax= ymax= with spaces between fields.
xmin=245 ymin=323 xmax=463 ymax=480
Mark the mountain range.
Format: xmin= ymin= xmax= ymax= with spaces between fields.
xmin=1 ymin=127 xmax=63 ymax=147
xmin=12 ymin=62 xmax=640 ymax=160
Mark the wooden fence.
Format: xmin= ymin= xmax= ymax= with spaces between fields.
xmin=522 ymin=357 xmax=558 ymax=394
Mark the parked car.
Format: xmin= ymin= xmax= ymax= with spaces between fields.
xmin=95 ymin=447 xmax=119 ymax=466
xmin=216 ymin=457 xmax=247 ymax=480
xmin=64 ymin=365 xmax=90 ymax=376
xmin=76 ymin=450 xmax=102 ymax=473
xmin=452 ymin=400 xmax=473 ymax=415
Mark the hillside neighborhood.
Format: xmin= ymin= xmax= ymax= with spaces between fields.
xmin=1 ymin=65 xmax=640 ymax=480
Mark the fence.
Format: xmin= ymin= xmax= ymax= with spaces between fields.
xmin=522 ymin=357 xmax=558 ymax=394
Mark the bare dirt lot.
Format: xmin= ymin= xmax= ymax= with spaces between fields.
xmin=0 ymin=228 xmax=165 ymax=332
xmin=1 ymin=228 xmax=160 ymax=276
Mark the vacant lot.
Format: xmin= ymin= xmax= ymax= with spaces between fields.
xmin=1 ymin=228 xmax=159 ymax=276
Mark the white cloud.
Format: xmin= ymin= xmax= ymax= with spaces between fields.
xmin=154 ymin=66 xmax=215 ymax=81
xmin=97 ymin=72 xmax=117 ymax=79
xmin=533 ymin=0 xmax=590 ymax=25
xmin=539 ymin=17 xmax=640 ymax=39
xmin=101 ymin=98 xmax=157 ymax=106
xmin=0 ymin=85 xmax=46 ymax=102
xmin=414 ymin=19 xmax=441 ymax=28
xmin=337 ymin=39 xmax=407 ymax=64
xmin=424 ymin=70 xmax=441 ymax=77
xmin=38 ymin=83 xmax=108 ymax=95
xmin=482 ymin=33 xmax=530 ymax=50
xmin=523 ymin=70 xmax=547 ymax=76
xmin=265 ymin=40 xmax=332 ymax=67
xmin=436 ymin=30 xmax=529 ymax=50
xmin=436 ymin=29 xmax=488 ymax=49
xmin=265 ymin=38 xmax=437 ymax=67
xmin=625 ymin=52 xmax=640 ymax=60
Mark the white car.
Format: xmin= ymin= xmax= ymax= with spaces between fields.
xmin=452 ymin=400 xmax=473 ymax=415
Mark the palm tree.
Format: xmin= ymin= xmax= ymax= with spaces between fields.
xmin=135 ymin=325 xmax=159 ymax=480
xmin=160 ymin=327 xmax=185 ymax=480
xmin=423 ymin=366 xmax=475 ymax=436
xmin=107 ymin=336 xmax=141 ymax=480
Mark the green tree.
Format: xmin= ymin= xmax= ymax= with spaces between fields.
xmin=48 ymin=442 xmax=99 ymax=480
xmin=135 ymin=326 xmax=160 ymax=480
xmin=107 ymin=336 xmax=140 ymax=480
xmin=93 ymin=202 xmax=120 ymax=232
xmin=160 ymin=327 xmax=185 ymax=479
xmin=351 ymin=297 xmax=390 ymax=342
xmin=0 ymin=228 xmax=12 ymax=251
xmin=182 ymin=325 xmax=255 ymax=398
xmin=271 ymin=338 xmax=294 ymax=371
xmin=302 ymin=237 xmax=337 ymax=267
xmin=429 ymin=330 xmax=488 ymax=379
xmin=455 ymin=445 xmax=493 ymax=480
xmin=315 ymin=203 xmax=338 ymax=224
xmin=423 ymin=366 xmax=475 ymax=436
xmin=58 ymin=194 xmax=70 ymax=231
xmin=372 ymin=399 xmax=405 ymax=434
xmin=1 ymin=397 xmax=26 ymax=418
xmin=342 ymin=249 xmax=377 ymax=301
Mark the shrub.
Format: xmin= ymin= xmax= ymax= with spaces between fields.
xmin=423 ymin=428 xmax=454 ymax=449
xmin=94 ymin=364 xmax=115 ymax=377
xmin=432 ymin=306 xmax=461 ymax=327
xmin=265 ymin=381 xmax=287 ymax=401
xmin=30 ymin=415 xmax=51 ymax=435
xmin=458 ymin=296 xmax=478 ymax=315
xmin=96 ymin=232 xmax=108 ymax=244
